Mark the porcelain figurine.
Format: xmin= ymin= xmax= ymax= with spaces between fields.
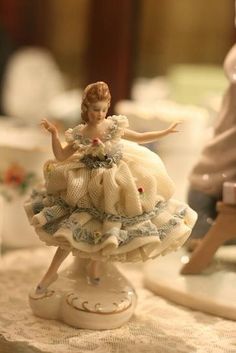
xmin=187 ymin=44 xmax=236 ymax=251
xmin=25 ymin=81 xmax=197 ymax=329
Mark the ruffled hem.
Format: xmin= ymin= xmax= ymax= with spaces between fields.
xmin=25 ymin=190 xmax=197 ymax=262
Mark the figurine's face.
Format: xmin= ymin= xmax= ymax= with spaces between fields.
xmin=87 ymin=101 xmax=109 ymax=125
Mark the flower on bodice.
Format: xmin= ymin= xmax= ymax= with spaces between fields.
xmin=86 ymin=138 xmax=106 ymax=159
xmin=92 ymin=138 xmax=101 ymax=146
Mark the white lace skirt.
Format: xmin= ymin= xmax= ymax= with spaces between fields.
xmin=24 ymin=141 xmax=197 ymax=262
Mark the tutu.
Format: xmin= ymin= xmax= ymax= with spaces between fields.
xmin=25 ymin=115 xmax=197 ymax=262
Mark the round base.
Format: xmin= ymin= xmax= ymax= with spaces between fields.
xmin=144 ymin=248 xmax=236 ymax=321
xmin=29 ymin=261 xmax=137 ymax=329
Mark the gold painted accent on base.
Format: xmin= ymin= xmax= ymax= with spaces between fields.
xmin=66 ymin=292 xmax=132 ymax=315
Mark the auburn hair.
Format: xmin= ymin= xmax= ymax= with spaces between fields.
xmin=81 ymin=81 xmax=111 ymax=122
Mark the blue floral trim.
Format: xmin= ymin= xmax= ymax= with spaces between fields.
xmin=73 ymin=201 xmax=168 ymax=226
xmin=105 ymin=116 xmax=119 ymax=140
xmin=44 ymin=209 xmax=57 ymax=222
xmin=66 ymin=115 xmax=127 ymax=147
xmin=55 ymin=197 xmax=71 ymax=210
xmin=158 ymin=218 xmax=179 ymax=240
xmin=31 ymin=190 xmax=188 ymax=246
xmin=32 ymin=201 xmax=44 ymax=214
xmin=31 ymin=188 xmax=46 ymax=199
xmin=61 ymin=219 xmax=159 ymax=246
xmin=80 ymin=151 xmax=123 ymax=169
xmin=43 ymin=220 xmax=62 ymax=234
xmin=65 ymin=202 xmax=160 ymax=226
xmin=68 ymin=209 xmax=186 ymax=246
xmin=31 ymin=190 xmax=169 ymax=228
xmin=74 ymin=134 xmax=92 ymax=146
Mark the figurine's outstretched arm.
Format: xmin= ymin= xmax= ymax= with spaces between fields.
xmin=123 ymin=121 xmax=180 ymax=144
xmin=41 ymin=119 xmax=75 ymax=161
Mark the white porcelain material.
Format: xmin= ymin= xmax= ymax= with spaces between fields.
xmin=144 ymin=248 xmax=236 ymax=321
xmin=29 ymin=257 xmax=137 ymax=329
xmin=115 ymin=99 xmax=210 ymax=201
xmin=0 ymin=119 xmax=52 ymax=248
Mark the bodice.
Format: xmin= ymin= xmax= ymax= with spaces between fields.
xmin=65 ymin=115 xmax=129 ymax=169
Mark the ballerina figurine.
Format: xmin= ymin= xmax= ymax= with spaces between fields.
xmin=25 ymin=81 xmax=197 ymax=297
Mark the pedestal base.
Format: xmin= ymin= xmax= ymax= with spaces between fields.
xmin=29 ymin=259 xmax=137 ymax=329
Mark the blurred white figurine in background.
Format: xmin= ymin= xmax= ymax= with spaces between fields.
xmin=2 ymin=47 xmax=65 ymax=123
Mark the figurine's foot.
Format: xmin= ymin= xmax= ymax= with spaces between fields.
xmin=29 ymin=261 xmax=137 ymax=329
xmin=35 ymin=273 xmax=58 ymax=295
xmin=87 ymin=276 xmax=100 ymax=286
xmin=86 ymin=261 xmax=101 ymax=283
xmin=35 ymin=284 xmax=48 ymax=295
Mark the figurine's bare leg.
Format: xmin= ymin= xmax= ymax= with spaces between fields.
xmin=87 ymin=260 xmax=101 ymax=285
xmin=36 ymin=247 xmax=70 ymax=293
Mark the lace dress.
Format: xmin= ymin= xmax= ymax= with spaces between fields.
xmin=25 ymin=115 xmax=197 ymax=262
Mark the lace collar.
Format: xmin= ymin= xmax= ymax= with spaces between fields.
xmin=73 ymin=116 xmax=118 ymax=145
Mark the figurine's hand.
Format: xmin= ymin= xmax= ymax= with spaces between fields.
xmin=41 ymin=118 xmax=58 ymax=135
xmin=166 ymin=121 xmax=181 ymax=134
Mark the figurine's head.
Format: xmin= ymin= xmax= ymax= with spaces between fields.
xmin=81 ymin=81 xmax=111 ymax=122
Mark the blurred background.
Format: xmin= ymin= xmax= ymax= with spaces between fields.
xmin=0 ymin=0 xmax=235 ymax=249
xmin=0 ymin=0 xmax=235 ymax=111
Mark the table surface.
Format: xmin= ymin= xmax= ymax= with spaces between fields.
xmin=0 ymin=247 xmax=235 ymax=353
